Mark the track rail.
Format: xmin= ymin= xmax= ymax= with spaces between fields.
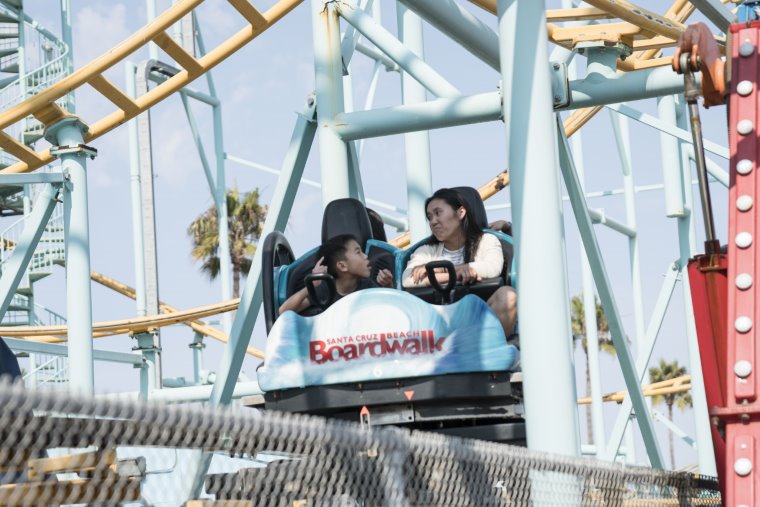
xmin=0 ymin=0 xmax=304 ymax=174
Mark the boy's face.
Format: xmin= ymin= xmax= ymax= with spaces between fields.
xmin=336 ymin=239 xmax=371 ymax=278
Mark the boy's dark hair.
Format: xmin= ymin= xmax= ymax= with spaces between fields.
xmin=317 ymin=234 xmax=359 ymax=277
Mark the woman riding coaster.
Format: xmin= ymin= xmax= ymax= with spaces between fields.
xmin=402 ymin=188 xmax=518 ymax=337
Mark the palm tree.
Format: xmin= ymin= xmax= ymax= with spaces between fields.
xmin=571 ymin=294 xmax=615 ymax=445
xmin=648 ymin=358 xmax=692 ymax=470
xmin=188 ymin=188 xmax=267 ymax=297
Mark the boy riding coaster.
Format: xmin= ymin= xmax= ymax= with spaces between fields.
xmin=279 ymin=234 xmax=394 ymax=315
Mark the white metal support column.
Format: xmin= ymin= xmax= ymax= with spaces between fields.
xmin=397 ymin=2 xmax=432 ymax=243
xmin=497 ymin=0 xmax=580 ymax=456
xmin=312 ymin=0 xmax=349 ymax=205
xmin=45 ymin=117 xmax=95 ymax=395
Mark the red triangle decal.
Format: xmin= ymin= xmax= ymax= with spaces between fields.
xmin=360 ymin=406 xmax=369 ymax=416
xmin=404 ymin=390 xmax=414 ymax=401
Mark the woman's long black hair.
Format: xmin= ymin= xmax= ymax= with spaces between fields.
xmin=424 ymin=188 xmax=483 ymax=263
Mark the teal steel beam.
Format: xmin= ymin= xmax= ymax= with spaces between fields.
xmin=149 ymin=72 xmax=220 ymax=106
xmin=570 ymin=119 xmax=606 ymax=457
xmin=397 ymin=1 xmax=432 ymax=243
xmin=570 ymin=66 xmax=691 ymax=108
xmin=652 ymin=410 xmax=697 ymax=449
xmin=0 ymin=184 xmax=59 ymax=322
xmin=312 ymin=0 xmax=350 ymax=204
xmin=125 ymin=61 xmax=148 ymax=319
xmin=60 ymin=0 xmax=74 ymax=111
xmin=498 ymin=0 xmax=580 ymax=457
xmin=607 ymin=102 xmax=728 ymax=159
xmin=346 ymin=141 xmax=366 ymax=203
xmin=659 ymin=96 xmax=687 ymax=217
xmin=340 ymin=0 xmax=374 ymax=69
xmin=336 ymin=91 xmax=501 ymax=140
xmin=400 ymin=0 xmax=499 ymax=71
xmin=557 ymin=119 xmax=665 ymax=468
xmin=4 ymin=337 xmax=144 ymax=366
xmin=337 ymin=1 xmax=460 ymax=98
xmin=46 ymin=117 xmax=96 ymax=395
xmin=212 ymin=103 xmax=233 ymax=334
xmin=355 ymin=42 xmax=398 ymax=71
xmin=0 ymin=173 xmax=65 ymax=185
xmin=179 ymin=91 xmax=216 ymax=197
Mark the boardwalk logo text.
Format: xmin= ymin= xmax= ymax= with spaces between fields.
xmin=309 ymin=330 xmax=446 ymax=364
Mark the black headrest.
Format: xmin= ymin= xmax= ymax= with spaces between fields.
xmin=452 ymin=186 xmax=488 ymax=229
xmin=321 ymin=198 xmax=373 ymax=248
xmin=366 ymin=208 xmax=387 ymax=242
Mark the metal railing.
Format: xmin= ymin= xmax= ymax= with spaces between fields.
xmin=0 ymin=5 xmax=71 ymax=167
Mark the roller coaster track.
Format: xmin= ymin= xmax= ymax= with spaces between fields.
xmin=0 ymin=0 xmax=303 ymax=174
xmin=0 ymin=270 xmax=265 ymax=358
xmin=0 ymin=0 xmax=707 ymax=358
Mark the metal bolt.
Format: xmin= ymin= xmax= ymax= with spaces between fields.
xmin=735 ymin=457 xmax=752 ymax=476
xmin=738 ymin=80 xmax=754 ymax=96
xmin=554 ymin=95 xmax=561 ymax=102
xmin=736 ymin=232 xmax=753 ymax=249
xmin=552 ymin=63 xmax=560 ymax=70
xmin=737 ymin=195 xmax=754 ymax=212
xmin=737 ymin=273 xmax=753 ymax=290
xmin=735 ymin=360 xmax=753 ymax=378
xmin=737 ymin=159 xmax=754 ymax=175
xmin=735 ymin=316 xmax=753 ymax=333
xmin=738 ymin=119 xmax=754 ymax=135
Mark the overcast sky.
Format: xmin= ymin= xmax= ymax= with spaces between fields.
xmin=8 ymin=0 xmax=732 ymax=470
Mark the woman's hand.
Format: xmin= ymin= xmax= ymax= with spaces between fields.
xmin=411 ymin=265 xmax=428 ymax=285
xmin=376 ymin=268 xmax=394 ymax=287
xmin=455 ymin=263 xmax=480 ymax=284
xmin=311 ymin=256 xmax=327 ymax=286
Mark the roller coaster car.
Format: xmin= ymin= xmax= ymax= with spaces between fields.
xmin=256 ymin=190 xmax=524 ymax=444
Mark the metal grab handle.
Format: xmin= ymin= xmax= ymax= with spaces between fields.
xmin=425 ymin=260 xmax=457 ymax=304
xmin=680 ymin=52 xmax=720 ymax=254
xmin=305 ymin=273 xmax=337 ymax=310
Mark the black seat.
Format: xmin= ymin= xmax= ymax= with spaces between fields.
xmin=262 ymin=198 xmax=399 ymax=333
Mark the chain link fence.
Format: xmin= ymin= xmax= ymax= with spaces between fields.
xmin=0 ymin=381 xmax=720 ymax=506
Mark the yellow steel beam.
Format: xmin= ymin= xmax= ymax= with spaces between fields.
xmin=0 ymin=131 xmax=44 ymax=166
xmin=577 ymin=375 xmax=691 ymax=405
xmin=582 ymin=0 xmax=685 ymax=41
xmin=227 ymin=0 xmax=268 ymax=30
xmin=0 ymin=478 xmax=141 ymax=506
xmin=546 ymin=7 xmax=614 ymax=22
xmin=89 ymin=269 xmax=264 ymax=358
xmin=88 ymin=75 xmax=140 ymax=115
xmin=0 ymin=299 xmax=239 ymax=337
xmin=0 ymin=0 xmax=304 ymax=174
xmin=548 ymin=21 xmax=652 ymax=45
xmin=27 ymin=449 xmax=116 ymax=481
xmin=153 ymin=31 xmax=204 ymax=75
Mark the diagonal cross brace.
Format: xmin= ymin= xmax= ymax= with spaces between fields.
xmin=0 ymin=183 xmax=61 ymax=322
xmin=556 ymin=117 xmax=666 ymax=469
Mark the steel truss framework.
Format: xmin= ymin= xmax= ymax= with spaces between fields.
xmin=0 ymin=0 xmax=745 ymax=497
